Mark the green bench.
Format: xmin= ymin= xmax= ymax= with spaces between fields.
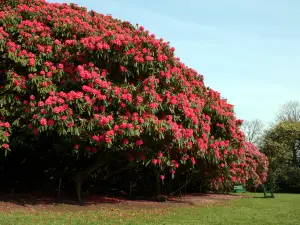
xmin=233 ymin=185 xmax=246 ymax=193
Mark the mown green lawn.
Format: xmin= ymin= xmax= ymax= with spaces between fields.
xmin=0 ymin=193 xmax=299 ymax=225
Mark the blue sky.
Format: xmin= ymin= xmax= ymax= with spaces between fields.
xmin=50 ymin=0 xmax=300 ymax=123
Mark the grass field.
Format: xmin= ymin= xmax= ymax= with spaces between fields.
xmin=0 ymin=193 xmax=299 ymax=225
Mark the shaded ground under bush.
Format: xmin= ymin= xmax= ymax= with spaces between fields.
xmin=0 ymin=193 xmax=247 ymax=212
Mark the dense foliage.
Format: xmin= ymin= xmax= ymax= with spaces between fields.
xmin=0 ymin=0 xmax=268 ymax=200
xmin=261 ymin=122 xmax=300 ymax=192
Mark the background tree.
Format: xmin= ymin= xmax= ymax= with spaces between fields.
xmin=241 ymin=119 xmax=264 ymax=146
xmin=260 ymin=121 xmax=300 ymax=192
xmin=276 ymin=100 xmax=300 ymax=122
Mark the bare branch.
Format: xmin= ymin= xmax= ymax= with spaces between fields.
xmin=241 ymin=119 xmax=265 ymax=146
xmin=276 ymin=100 xmax=300 ymax=122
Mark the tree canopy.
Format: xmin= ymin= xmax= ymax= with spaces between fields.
xmin=261 ymin=121 xmax=300 ymax=192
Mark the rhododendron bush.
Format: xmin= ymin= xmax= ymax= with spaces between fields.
xmin=0 ymin=0 xmax=268 ymax=200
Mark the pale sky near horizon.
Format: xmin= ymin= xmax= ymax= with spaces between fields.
xmin=49 ymin=0 xmax=300 ymax=124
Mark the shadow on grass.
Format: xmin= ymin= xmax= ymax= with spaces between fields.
xmin=0 ymin=193 xmax=192 ymax=209
xmin=0 ymin=192 xmax=249 ymax=212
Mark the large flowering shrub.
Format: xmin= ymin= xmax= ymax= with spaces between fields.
xmin=0 ymin=0 xmax=268 ymax=198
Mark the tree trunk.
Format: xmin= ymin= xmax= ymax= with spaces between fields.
xmin=58 ymin=177 xmax=62 ymax=198
xmin=73 ymin=151 xmax=109 ymax=203
xmin=75 ymin=175 xmax=83 ymax=203
xmin=170 ymin=174 xmax=198 ymax=196
xmin=156 ymin=175 xmax=161 ymax=196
